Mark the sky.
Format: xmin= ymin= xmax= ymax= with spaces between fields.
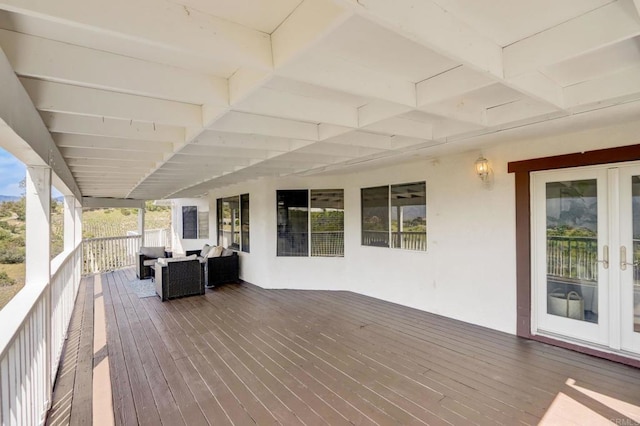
xmin=0 ymin=147 xmax=63 ymax=198
xmin=0 ymin=147 xmax=25 ymax=197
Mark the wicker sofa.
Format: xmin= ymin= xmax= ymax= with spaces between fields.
xmin=154 ymin=257 xmax=204 ymax=301
xmin=186 ymin=248 xmax=240 ymax=288
xmin=136 ymin=246 xmax=171 ymax=279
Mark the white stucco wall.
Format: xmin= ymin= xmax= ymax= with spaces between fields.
xmin=169 ymin=197 xmax=211 ymax=255
xmin=176 ymin=120 xmax=640 ymax=335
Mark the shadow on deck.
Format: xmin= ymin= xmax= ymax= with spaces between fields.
xmin=47 ymin=267 xmax=640 ymax=425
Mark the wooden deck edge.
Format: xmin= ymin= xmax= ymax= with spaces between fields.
xmin=92 ymin=274 xmax=115 ymax=426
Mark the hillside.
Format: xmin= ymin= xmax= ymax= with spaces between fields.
xmin=0 ymin=201 xmax=170 ymax=309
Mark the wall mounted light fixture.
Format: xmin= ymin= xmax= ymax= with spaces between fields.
xmin=475 ymin=155 xmax=490 ymax=181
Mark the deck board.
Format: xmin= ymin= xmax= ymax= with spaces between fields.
xmin=49 ymin=268 xmax=640 ymax=425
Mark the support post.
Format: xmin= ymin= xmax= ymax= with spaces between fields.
xmin=138 ymin=205 xmax=145 ymax=247
xmin=24 ymin=165 xmax=52 ymax=411
xmin=63 ymin=196 xmax=75 ymax=253
xmin=25 ymin=166 xmax=51 ymax=286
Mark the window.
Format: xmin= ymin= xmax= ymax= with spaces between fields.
xmin=216 ymin=194 xmax=249 ymax=252
xmin=277 ymin=189 xmax=344 ymax=257
xmin=241 ymin=193 xmax=250 ymax=253
xmin=361 ymin=182 xmax=426 ymax=251
xmin=182 ymin=206 xmax=198 ymax=239
xmin=277 ymin=190 xmax=308 ymax=256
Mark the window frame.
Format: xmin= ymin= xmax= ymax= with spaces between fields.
xmin=216 ymin=194 xmax=250 ymax=253
xmin=276 ymin=189 xmax=345 ymax=257
xmin=361 ymin=181 xmax=427 ymax=251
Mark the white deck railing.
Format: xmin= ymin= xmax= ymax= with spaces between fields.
xmin=83 ymin=235 xmax=142 ymax=275
xmin=0 ymin=244 xmax=82 ymax=426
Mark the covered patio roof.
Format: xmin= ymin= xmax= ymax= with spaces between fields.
xmin=1 ymin=0 xmax=640 ymax=201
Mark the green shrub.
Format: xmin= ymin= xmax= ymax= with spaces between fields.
xmin=0 ymin=271 xmax=15 ymax=287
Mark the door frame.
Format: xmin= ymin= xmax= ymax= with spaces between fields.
xmin=508 ymin=144 xmax=640 ymax=368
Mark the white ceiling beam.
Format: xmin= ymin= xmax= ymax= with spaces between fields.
xmin=276 ymin=53 xmax=416 ymax=107
xmin=295 ymin=142 xmax=386 ymax=158
xmin=179 ymin=144 xmax=270 ymax=160
xmin=506 ymin=72 xmax=565 ymax=109
xmin=82 ymin=197 xmax=144 ymax=208
xmin=194 ymin=130 xmax=311 ymax=152
xmin=0 ymin=0 xmax=272 ymax=72
xmin=342 ymin=0 xmax=503 ymax=78
xmin=73 ymin=171 xmax=143 ymax=178
xmin=485 ymin=99 xmax=561 ymax=127
xmin=0 ymin=46 xmax=81 ymax=200
xmin=317 ymin=124 xmax=354 ymax=141
xmin=418 ymin=104 xmax=486 ymax=127
xmin=60 ymin=146 xmax=165 ymax=162
xmin=503 ymin=0 xmax=640 ymax=78
xmin=272 ymin=0 xmax=351 ymax=69
xmin=53 ymin=133 xmax=173 ymax=152
xmin=228 ymin=68 xmax=272 ymax=106
xmin=358 ymin=101 xmax=412 ymax=128
xmin=416 ymin=66 xmax=495 ymax=106
xmin=363 ymin=117 xmax=433 ymax=140
xmin=21 ymin=78 xmax=202 ymax=127
xmin=168 ymin=154 xmax=252 ymax=166
xmin=65 ymin=157 xmax=157 ymax=168
xmin=323 ymin=130 xmax=395 ymax=150
xmin=0 ymin=29 xmax=228 ymax=106
xmin=41 ymin=112 xmax=185 ymax=143
xmin=564 ymin=64 xmax=640 ymax=110
xmin=209 ymin=111 xmax=319 ymax=141
xmin=234 ymin=87 xmax=358 ymax=127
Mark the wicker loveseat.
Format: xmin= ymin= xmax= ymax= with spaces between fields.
xmin=154 ymin=257 xmax=204 ymax=301
xmin=136 ymin=246 xmax=171 ymax=279
xmin=186 ymin=246 xmax=240 ymax=288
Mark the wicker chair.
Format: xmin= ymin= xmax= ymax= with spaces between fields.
xmin=154 ymin=258 xmax=204 ymax=301
xmin=136 ymin=247 xmax=171 ymax=279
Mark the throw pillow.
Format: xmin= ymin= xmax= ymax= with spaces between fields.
xmin=200 ymin=244 xmax=211 ymax=257
xmin=206 ymin=246 xmax=224 ymax=258
xmin=221 ymin=248 xmax=234 ymax=257
xmin=140 ymin=246 xmax=166 ymax=258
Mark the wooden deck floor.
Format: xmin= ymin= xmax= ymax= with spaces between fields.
xmin=48 ymin=267 xmax=640 ymax=425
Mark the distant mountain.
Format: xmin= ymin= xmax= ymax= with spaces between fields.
xmin=0 ymin=195 xmax=20 ymax=202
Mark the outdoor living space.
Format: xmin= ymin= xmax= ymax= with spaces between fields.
xmin=47 ymin=267 xmax=640 ymax=425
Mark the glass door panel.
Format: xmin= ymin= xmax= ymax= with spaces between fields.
xmin=618 ymin=168 xmax=640 ymax=354
xmin=632 ymin=176 xmax=640 ymax=335
xmin=545 ymin=179 xmax=599 ymax=324
xmin=532 ymin=167 xmax=608 ymax=346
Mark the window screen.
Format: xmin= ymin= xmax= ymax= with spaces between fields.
xmin=361 ymin=186 xmax=389 ymax=247
xmin=182 ymin=206 xmax=197 ymax=239
xmin=277 ymin=190 xmax=308 ymax=256
xmin=310 ymin=189 xmax=344 ymax=257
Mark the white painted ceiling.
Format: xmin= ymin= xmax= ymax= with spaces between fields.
xmin=1 ymin=0 xmax=640 ymax=199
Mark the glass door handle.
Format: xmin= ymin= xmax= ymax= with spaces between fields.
xmin=620 ymin=246 xmax=638 ymax=270
xmin=597 ymin=245 xmax=609 ymax=269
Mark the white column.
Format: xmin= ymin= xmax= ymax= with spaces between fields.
xmin=25 ymin=166 xmax=51 ymax=286
xmin=138 ymin=206 xmax=145 ymax=247
xmin=63 ymin=195 xmax=75 ymax=253
xmin=74 ymin=200 xmax=82 ymax=247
